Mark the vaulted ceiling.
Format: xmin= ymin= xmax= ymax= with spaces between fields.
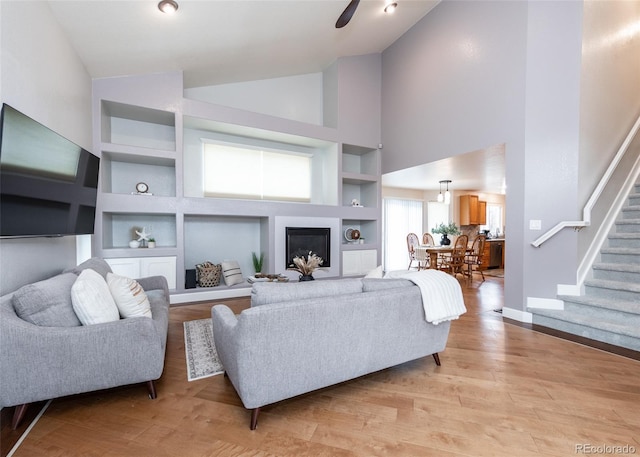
xmin=47 ymin=0 xmax=439 ymax=87
xmin=46 ymin=0 xmax=503 ymax=193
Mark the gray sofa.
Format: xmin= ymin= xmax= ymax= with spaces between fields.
xmin=211 ymin=277 xmax=452 ymax=429
xmin=0 ymin=258 xmax=170 ymax=429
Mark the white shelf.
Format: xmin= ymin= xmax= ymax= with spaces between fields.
xmin=101 ymin=212 xmax=177 ymax=250
xmin=94 ymin=71 xmax=382 ymax=299
xmin=101 ymin=150 xmax=176 ymax=197
xmin=101 ymin=101 xmax=176 ymax=151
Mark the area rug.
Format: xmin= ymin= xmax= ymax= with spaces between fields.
xmin=484 ymin=269 xmax=504 ymax=278
xmin=183 ymin=318 xmax=225 ymax=381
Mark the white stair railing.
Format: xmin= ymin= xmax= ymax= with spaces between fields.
xmin=531 ymin=114 xmax=640 ymax=248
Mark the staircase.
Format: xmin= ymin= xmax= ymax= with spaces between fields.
xmin=529 ymin=182 xmax=640 ymax=351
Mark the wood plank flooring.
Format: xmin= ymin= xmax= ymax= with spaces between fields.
xmin=4 ymin=278 xmax=640 ymax=457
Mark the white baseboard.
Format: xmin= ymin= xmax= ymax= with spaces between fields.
xmin=526 ymin=296 xmax=564 ymax=310
xmin=170 ymin=286 xmax=252 ymax=305
xmin=501 ymin=307 xmax=533 ymax=323
xmin=557 ymin=283 xmax=583 ymax=296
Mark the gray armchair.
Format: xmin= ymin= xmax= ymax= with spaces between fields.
xmin=0 ymin=268 xmax=170 ymax=429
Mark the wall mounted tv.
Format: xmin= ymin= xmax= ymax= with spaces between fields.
xmin=0 ymin=104 xmax=100 ymax=237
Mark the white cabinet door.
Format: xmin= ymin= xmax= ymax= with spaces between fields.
xmin=141 ymin=257 xmax=176 ymax=289
xmin=342 ymin=250 xmax=377 ymax=276
xmin=360 ymin=249 xmax=378 ymax=273
xmin=105 ymin=256 xmax=176 ymax=289
xmin=105 ymin=258 xmax=140 ymax=279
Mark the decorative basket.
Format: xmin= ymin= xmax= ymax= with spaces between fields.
xmin=195 ymin=261 xmax=222 ymax=287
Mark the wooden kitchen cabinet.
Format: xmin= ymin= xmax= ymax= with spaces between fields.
xmin=481 ymin=242 xmax=491 ymax=270
xmin=478 ymin=200 xmax=486 ymax=225
xmin=460 ymin=195 xmax=487 ymax=225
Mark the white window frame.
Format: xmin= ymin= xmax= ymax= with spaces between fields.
xmin=202 ymin=140 xmax=312 ymax=202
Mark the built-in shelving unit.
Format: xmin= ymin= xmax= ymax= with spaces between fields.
xmin=92 ymin=62 xmax=382 ymax=302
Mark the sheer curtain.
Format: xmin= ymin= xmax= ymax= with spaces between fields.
xmin=383 ymin=198 xmax=423 ymax=271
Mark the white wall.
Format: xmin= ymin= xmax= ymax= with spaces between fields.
xmin=381 ymin=1 xmax=592 ymax=311
xmin=0 ymin=1 xmax=92 ymax=294
xmin=184 ymin=73 xmax=324 ymax=125
xmin=521 ymin=1 xmax=583 ymax=301
xmin=381 ymin=1 xmax=528 ymax=311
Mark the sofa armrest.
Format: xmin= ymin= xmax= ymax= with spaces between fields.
xmin=137 ymin=275 xmax=169 ymax=297
xmin=211 ymin=305 xmax=239 ymax=383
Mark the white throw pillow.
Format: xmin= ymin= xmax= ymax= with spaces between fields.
xmin=364 ymin=265 xmax=384 ymax=278
xmin=71 ymin=269 xmax=120 ymax=325
xmin=106 ymin=272 xmax=152 ymax=318
xmin=221 ymin=260 xmax=244 ymax=286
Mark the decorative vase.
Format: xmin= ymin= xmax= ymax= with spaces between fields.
xmin=440 ymin=234 xmax=451 ymax=246
xmin=299 ymin=274 xmax=315 ymax=282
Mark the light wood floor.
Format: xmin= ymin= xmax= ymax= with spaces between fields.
xmin=5 ymin=276 xmax=640 ymax=457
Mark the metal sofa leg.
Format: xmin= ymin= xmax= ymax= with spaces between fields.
xmin=432 ymin=353 xmax=441 ymax=366
xmin=12 ymin=403 xmax=29 ymax=430
xmin=147 ymin=380 xmax=157 ymax=399
xmin=250 ymin=407 xmax=261 ymax=430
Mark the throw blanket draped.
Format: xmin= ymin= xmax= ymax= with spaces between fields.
xmin=384 ymin=270 xmax=467 ymax=324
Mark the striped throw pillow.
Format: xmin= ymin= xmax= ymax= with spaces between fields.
xmin=221 ymin=260 xmax=244 ymax=286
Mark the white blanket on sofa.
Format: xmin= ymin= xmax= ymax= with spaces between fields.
xmin=384 ymin=270 xmax=467 ymax=325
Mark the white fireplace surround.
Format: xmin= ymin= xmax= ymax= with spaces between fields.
xmin=275 ymin=216 xmax=340 ymax=279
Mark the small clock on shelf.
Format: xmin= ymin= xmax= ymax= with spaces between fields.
xmin=132 ymin=182 xmax=153 ymax=195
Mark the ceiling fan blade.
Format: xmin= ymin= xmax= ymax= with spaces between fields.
xmin=335 ymin=0 xmax=360 ymax=28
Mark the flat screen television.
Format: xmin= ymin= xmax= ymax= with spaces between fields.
xmin=0 ymin=103 xmax=100 ymax=237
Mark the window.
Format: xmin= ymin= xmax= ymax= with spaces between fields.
xmin=383 ymin=198 xmax=423 ymax=271
xmin=427 ymin=202 xmax=449 ymax=234
xmin=482 ymin=204 xmax=503 ymax=236
xmin=203 ymin=142 xmax=311 ymax=202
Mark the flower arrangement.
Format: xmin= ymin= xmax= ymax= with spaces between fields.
xmin=431 ymin=222 xmax=461 ymax=236
xmin=288 ymin=251 xmax=323 ymax=276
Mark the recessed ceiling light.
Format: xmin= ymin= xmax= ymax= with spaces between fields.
xmin=384 ymin=2 xmax=398 ymax=14
xmin=158 ymin=0 xmax=179 ymax=14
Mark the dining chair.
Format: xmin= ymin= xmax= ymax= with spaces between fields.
xmin=406 ymin=233 xmax=422 ymax=270
xmin=422 ymin=233 xmax=435 ymax=246
xmin=464 ymin=235 xmax=486 ymax=283
xmin=440 ymin=235 xmax=468 ymax=278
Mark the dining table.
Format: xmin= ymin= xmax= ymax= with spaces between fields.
xmin=414 ymin=245 xmax=471 ymax=270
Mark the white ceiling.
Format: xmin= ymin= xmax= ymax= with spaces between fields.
xmin=45 ymin=0 xmax=504 ymax=193
xmin=382 ymin=144 xmax=506 ymax=194
xmin=47 ymin=0 xmax=440 ymax=87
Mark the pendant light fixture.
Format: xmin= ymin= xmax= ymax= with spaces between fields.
xmin=444 ymin=180 xmax=452 ymax=205
xmin=438 ymin=180 xmax=452 ymax=205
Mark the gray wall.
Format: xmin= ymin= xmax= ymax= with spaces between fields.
xmin=381 ymin=1 xmax=591 ymax=311
xmin=0 ymin=1 xmax=92 ymax=294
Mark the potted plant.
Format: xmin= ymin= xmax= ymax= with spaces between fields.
xmin=147 ymin=238 xmax=156 ymax=248
xmin=252 ymin=252 xmax=264 ymax=274
xmin=431 ymin=222 xmax=460 ymax=246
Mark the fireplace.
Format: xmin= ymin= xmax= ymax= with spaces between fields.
xmin=285 ymin=227 xmax=331 ymax=268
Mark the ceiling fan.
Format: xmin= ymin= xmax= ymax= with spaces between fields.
xmin=335 ymin=0 xmax=360 ymax=28
xmin=335 ymin=0 xmax=398 ymax=29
